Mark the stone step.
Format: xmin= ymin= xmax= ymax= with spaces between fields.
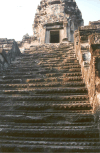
xmin=4 ymin=68 xmax=81 ymax=75
xmin=40 ymin=64 xmax=81 ymax=68
xmin=0 ymin=123 xmax=97 ymax=131
xmin=5 ymin=97 xmax=89 ymax=106
xmin=0 ymin=139 xmax=100 ymax=146
xmin=0 ymin=82 xmax=85 ymax=89
xmin=9 ymin=62 xmax=80 ymax=68
xmin=1 ymin=92 xmax=88 ymax=97
xmin=0 ymin=79 xmax=23 ymax=84
xmin=18 ymin=58 xmax=64 ymax=62
xmin=0 ymin=144 xmax=100 ymax=152
xmin=8 ymin=65 xmax=39 ymax=69
xmin=19 ymin=54 xmax=76 ymax=58
xmin=0 ymin=133 xmax=99 ymax=140
xmin=1 ymin=89 xmax=30 ymax=95
xmin=39 ymin=58 xmax=77 ymax=61
xmin=0 ymin=97 xmax=90 ymax=104
xmin=40 ymin=61 xmax=79 ymax=65
xmin=0 ymin=111 xmax=94 ymax=119
xmin=41 ymin=68 xmax=81 ymax=72
xmin=0 ymin=84 xmax=28 ymax=89
xmin=0 ymin=72 xmax=35 ymax=76
xmin=0 ymin=95 xmax=89 ymax=102
xmin=40 ymin=63 xmax=80 ymax=68
xmin=1 ymin=72 xmax=82 ymax=78
xmin=0 ymin=110 xmax=93 ymax=116
xmin=9 ymin=62 xmax=81 ymax=68
xmin=3 ymin=68 xmax=39 ymax=72
xmin=26 ymin=76 xmax=83 ymax=83
xmin=61 ymin=63 xmax=81 ymax=66
xmin=39 ymin=57 xmax=78 ymax=60
xmin=0 ymin=127 xmax=98 ymax=138
xmin=28 ymin=82 xmax=85 ymax=87
xmin=69 ymin=68 xmax=81 ymax=72
xmin=0 ymin=81 xmax=85 ymax=87
xmin=40 ymin=56 xmax=76 ymax=59
xmin=1 ymin=75 xmax=36 ymax=80
xmin=0 ymin=104 xmax=92 ymax=112
xmin=0 ymin=86 xmax=87 ymax=91
xmin=1 ymin=75 xmax=83 ymax=81
xmin=29 ymin=87 xmax=87 ymax=94
xmin=10 ymin=61 xmax=37 ymax=66
xmin=0 ymin=109 xmax=93 ymax=114
xmin=38 ymin=71 xmax=82 ymax=76
xmin=0 ymin=120 xmax=97 ymax=127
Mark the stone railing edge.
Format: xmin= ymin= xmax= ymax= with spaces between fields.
xmin=74 ymin=31 xmax=100 ymax=112
xmin=0 ymin=40 xmax=21 ymax=71
xmin=74 ymin=30 xmax=100 ymax=134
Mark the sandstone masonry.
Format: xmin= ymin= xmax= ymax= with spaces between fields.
xmin=0 ymin=38 xmax=20 ymax=70
xmin=33 ymin=0 xmax=84 ymax=43
xmin=0 ymin=1 xmax=100 ymax=152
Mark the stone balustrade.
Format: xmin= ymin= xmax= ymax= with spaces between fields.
xmin=74 ymin=26 xmax=100 ymax=132
xmin=89 ymin=34 xmax=100 ymax=125
xmin=0 ymin=39 xmax=20 ymax=71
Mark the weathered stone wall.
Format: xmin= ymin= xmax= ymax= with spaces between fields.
xmin=17 ymin=36 xmax=40 ymax=53
xmin=89 ymin=34 xmax=100 ymax=112
xmin=0 ymin=38 xmax=20 ymax=70
xmin=33 ymin=0 xmax=84 ymax=44
xmin=74 ymin=21 xmax=100 ymax=134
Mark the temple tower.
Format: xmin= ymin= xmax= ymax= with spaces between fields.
xmin=33 ymin=0 xmax=84 ymax=43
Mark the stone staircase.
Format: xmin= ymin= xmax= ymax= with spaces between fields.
xmin=0 ymin=43 xmax=99 ymax=152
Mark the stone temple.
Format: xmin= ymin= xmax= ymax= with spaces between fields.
xmin=33 ymin=0 xmax=84 ymax=43
xmin=0 ymin=0 xmax=100 ymax=152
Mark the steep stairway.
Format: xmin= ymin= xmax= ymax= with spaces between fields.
xmin=0 ymin=43 xmax=99 ymax=152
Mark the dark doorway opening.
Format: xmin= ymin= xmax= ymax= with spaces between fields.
xmin=50 ymin=31 xmax=59 ymax=43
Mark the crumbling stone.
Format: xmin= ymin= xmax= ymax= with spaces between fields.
xmin=33 ymin=0 xmax=84 ymax=44
xmin=0 ymin=1 xmax=100 ymax=152
xmin=74 ymin=20 xmax=100 ymax=136
xmin=0 ymin=38 xmax=20 ymax=70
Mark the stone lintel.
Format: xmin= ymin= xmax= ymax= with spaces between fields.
xmin=46 ymin=25 xmax=63 ymax=30
xmin=43 ymin=21 xmax=63 ymax=27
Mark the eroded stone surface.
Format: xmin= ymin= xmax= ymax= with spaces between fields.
xmin=0 ymin=1 xmax=100 ymax=152
xmin=74 ymin=20 xmax=100 ymax=140
xmin=0 ymin=43 xmax=99 ymax=152
xmin=33 ymin=0 xmax=84 ymax=43
xmin=0 ymin=39 xmax=20 ymax=71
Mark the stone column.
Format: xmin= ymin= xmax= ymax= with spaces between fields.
xmin=45 ymin=30 xmax=50 ymax=43
xmin=43 ymin=26 xmax=46 ymax=43
xmin=63 ymin=20 xmax=68 ymax=40
xmin=67 ymin=20 xmax=71 ymax=41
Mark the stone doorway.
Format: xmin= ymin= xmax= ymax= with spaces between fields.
xmin=50 ymin=31 xmax=59 ymax=43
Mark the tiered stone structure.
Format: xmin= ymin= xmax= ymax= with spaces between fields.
xmin=33 ymin=0 xmax=84 ymax=43
xmin=0 ymin=43 xmax=99 ymax=152
xmin=0 ymin=1 xmax=100 ymax=152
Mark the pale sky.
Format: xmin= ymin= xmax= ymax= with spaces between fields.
xmin=0 ymin=0 xmax=100 ymax=41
